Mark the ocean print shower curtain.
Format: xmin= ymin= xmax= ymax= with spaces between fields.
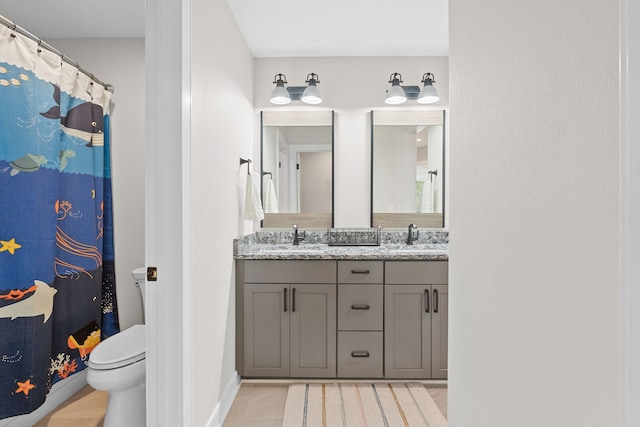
xmin=0 ymin=26 xmax=119 ymax=419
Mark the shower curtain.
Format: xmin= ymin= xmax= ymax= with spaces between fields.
xmin=0 ymin=26 xmax=119 ymax=419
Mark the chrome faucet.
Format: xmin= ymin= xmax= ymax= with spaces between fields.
xmin=293 ymin=224 xmax=306 ymax=246
xmin=406 ymin=223 xmax=419 ymax=245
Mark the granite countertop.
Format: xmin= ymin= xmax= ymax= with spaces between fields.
xmin=234 ymin=230 xmax=449 ymax=261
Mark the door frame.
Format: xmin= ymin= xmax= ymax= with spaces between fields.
xmin=145 ymin=0 xmax=192 ymax=426
xmin=620 ymin=0 xmax=640 ymax=424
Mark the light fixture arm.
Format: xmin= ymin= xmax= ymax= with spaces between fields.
xmin=306 ymin=73 xmax=320 ymax=84
xmin=421 ymin=72 xmax=435 ymax=85
xmin=388 ymin=72 xmax=403 ymax=85
xmin=273 ymin=73 xmax=287 ymax=85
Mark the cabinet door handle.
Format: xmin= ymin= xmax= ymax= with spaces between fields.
xmin=433 ymin=289 xmax=439 ymax=313
xmin=292 ymin=288 xmax=296 ymax=312
xmin=425 ymin=289 xmax=430 ymax=313
xmin=284 ymin=288 xmax=288 ymax=312
xmin=351 ymin=351 xmax=370 ymax=358
xmin=351 ymin=269 xmax=370 ymax=274
xmin=351 ymin=304 xmax=370 ymax=310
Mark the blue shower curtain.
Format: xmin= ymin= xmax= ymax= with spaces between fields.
xmin=0 ymin=26 xmax=119 ymax=419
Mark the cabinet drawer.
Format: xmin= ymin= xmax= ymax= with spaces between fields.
xmin=337 ymin=332 xmax=383 ymax=378
xmin=244 ymin=260 xmax=336 ymax=283
xmin=385 ymin=261 xmax=448 ymax=285
xmin=338 ymin=285 xmax=383 ymax=331
xmin=338 ymin=261 xmax=383 ymax=284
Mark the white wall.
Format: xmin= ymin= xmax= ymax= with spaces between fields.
xmin=48 ymin=38 xmax=145 ymax=330
xmin=449 ymin=0 xmax=620 ymax=425
xmin=254 ymin=57 xmax=449 ymax=227
xmin=191 ymin=0 xmax=254 ymax=425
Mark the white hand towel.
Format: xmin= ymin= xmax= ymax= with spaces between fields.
xmin=244 ymin=171 xmax=264 ymax=221
xmin=264 ymin=178 xmax=279 ymax=213
xmin=420 ymin=176 xmax=438 ymax=213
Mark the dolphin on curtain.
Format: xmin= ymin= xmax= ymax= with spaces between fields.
xmin=0 ymin=280 xmax=57 ymax=322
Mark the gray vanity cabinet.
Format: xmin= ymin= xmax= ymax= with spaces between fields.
xmin=237 ymin=258 xmax=448 ymax=380
xmin=243 ymin=283 xmax=290 ymax=377
xmin=289 ymin=283 xmax=337 ymax=377
xmin=337 ymin=261 xmax=384 ymax=378
xmin=384 ymin=261 xmax=448 ymax=379
xmin=240 ymin=260 xmax=337 ymax=378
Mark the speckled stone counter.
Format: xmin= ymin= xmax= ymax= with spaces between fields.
xmin=234 ymin=230 xmax=449 ymax=260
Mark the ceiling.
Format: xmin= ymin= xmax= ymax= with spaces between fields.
xmin=0 ymin=0 xmax=448 ymax=57
xmin=0 ymin=1 xmax=146 ymax=38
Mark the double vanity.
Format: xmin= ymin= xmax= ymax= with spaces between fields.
xmin=240 ymin=107 xmax=448 ymax=380
xmin=234 ymin=229 xmax=449 ymax=380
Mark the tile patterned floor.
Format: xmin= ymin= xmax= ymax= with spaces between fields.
xmin=33 ymin=382 xmax=447 ymax=426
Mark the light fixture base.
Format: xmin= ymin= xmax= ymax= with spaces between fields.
xmin=399 ymin=86 xmax=421 ymax=99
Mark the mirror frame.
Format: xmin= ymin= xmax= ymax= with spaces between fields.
xmin=370 ymin=109 xmax=446 ymax=229
xmin=260 ymin=110 xmax=335 ymax=229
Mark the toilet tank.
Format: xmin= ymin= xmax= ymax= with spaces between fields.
xmin=131 ymin=267 xmax=147 ymax=320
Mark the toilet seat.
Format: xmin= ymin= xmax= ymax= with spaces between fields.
xmin=89 ymin=324 xmax=146 ymax=370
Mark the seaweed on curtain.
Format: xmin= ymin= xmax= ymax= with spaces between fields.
xmin=0 ymin=28 xmax=119 ymax=419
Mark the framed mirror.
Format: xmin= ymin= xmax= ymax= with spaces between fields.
xmin=371 ymin=110 xmax=445 ymax=228
xmin=261 ymin=110 xmax=334 ymax=228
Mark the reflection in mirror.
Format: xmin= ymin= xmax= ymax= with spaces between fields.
xmin=261 ymin=110 xmax=334 ymax=228
xmin=371 ymin=110 xmax=445 ymax=228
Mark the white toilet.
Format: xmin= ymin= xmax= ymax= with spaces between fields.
xmin=87 ymin=267 xmax=147 ymax=427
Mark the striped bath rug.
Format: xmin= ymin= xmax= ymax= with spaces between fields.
xmin=282 ymin=383 xmax=447 ymax=427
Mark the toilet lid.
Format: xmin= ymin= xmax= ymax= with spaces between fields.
xmin=89 ymin=324 xmax=146 ymax=370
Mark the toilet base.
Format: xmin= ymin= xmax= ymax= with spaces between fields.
xmin=87 ymin=358 xmax=146 ymax=427
xmin=103 ymin=381 xmax=146 ymax=427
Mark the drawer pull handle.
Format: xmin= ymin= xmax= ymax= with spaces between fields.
xmin=425 ymin=289 xmax=430 ymax=313
xmin=284 ymin=288 xmax=288 ymax=312
xmin=351 ymin=270 xmax=370 ymax=274
xmin=351 ymin=351 xmax=370 ymax=358
xmin=292 ymin=288 xmax=296 ymax=312
xmin=351 ymin=304 xmax=370 ymax=310
xmin=433 ymin=288 xmax=439 ymax=313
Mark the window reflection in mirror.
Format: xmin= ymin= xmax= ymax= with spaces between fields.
xmin=371 ymin=110 xmax=445 ymax=228
xmin=261 ymin=110 xmax=334 ymax=228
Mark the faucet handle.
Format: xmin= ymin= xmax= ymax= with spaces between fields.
xmin=407 ymin=223 xmax=419 ymax=245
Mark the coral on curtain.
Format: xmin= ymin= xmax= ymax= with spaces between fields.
xmin=0 ymin=26 xmax=119 ymax=419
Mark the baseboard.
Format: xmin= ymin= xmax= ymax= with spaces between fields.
xmin=207 ymin=371 xmax=241 ymax=427
xmin=0 ymin=370 xmax=88 ymax=426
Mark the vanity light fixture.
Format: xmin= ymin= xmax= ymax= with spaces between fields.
xmin=301 ymin=73 xmax=322 ymax=104
xmin=270 ymin=73 xmax=323 ymax=105
xmin=384 ymin=72 xmax=439 ymax=105
xmin=385 ymin=73 xmax=407 ymax=105
xmin=417 ymin=73 xmax=439 ymax=104
xmin=270 ymin=73 xmax=291 ymax=105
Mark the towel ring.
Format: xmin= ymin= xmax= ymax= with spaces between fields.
xmin=240 ymin=158 xmax=252 ymax=174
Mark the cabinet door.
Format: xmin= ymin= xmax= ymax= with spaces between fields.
xmin=290 ymin=284 xmax=337 ymax=377
xmin=244 ymin=284 xmax=290 ymax=377
xmin=384 ymin=285 xmax=431 ymax=378
xmin=431 ymin=285 xmax=448 ymax=379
